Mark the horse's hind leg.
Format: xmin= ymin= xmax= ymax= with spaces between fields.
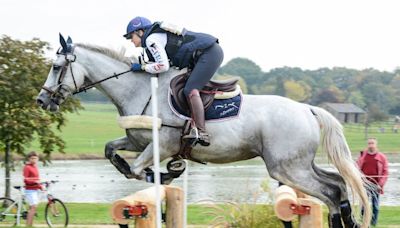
xmin=312 ymin=163 xmax=359 ymax=228
xmin=312 ymin=162 xmax=347 ymax=199
xmin=265 ymin=154 xmax=344 ymax=228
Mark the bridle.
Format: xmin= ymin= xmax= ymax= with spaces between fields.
xmin=41 ymin=46 xmax=79 ymax=103
xmin=41 ymin=44 xmax=182 ymax=130
xmin=41 ymin=46 xmax=131 ymax=103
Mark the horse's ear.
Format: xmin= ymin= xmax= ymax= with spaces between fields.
xmin=67 ymin=36 xmax=73 ymax=44
xmin=59 ymin=33 xmax=67 ymax=52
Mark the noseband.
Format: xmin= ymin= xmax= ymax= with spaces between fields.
xmin=41 ymin=47 xmax=78 ymax=102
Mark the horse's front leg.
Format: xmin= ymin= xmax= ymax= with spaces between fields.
xmin=105 ymin=136 xmax=137 ymax=179
xmin=130 ymin=142 xmax=155 ymax=180
xmin=130 ymin=139 xmax=182 ymax=184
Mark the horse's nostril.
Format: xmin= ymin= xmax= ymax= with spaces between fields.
xmin=36 ymin=98 xmax=44 ymax=106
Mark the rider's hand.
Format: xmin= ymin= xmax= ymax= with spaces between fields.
xmin=131 ymin=63 xmax=144 ymax=72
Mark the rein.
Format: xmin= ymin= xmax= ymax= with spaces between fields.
xmin=42 ymin=46 xmax=132 ymax=97
xmin=72 ymin=69 xmax=132 ymax=95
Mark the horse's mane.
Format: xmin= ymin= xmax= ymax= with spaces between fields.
xmin=75 ymin=43 xmax=134 ymax=66
xmin=75 ymin=43 xmax=185 ymax=77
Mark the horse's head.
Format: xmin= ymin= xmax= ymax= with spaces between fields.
xmin=36 ymin=34 xmax=87 ymax=112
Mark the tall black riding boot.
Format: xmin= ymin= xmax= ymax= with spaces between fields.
xmin=182 ymin=89 xmax=210 ymax=146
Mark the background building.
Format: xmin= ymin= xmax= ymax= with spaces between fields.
xmin=321 ymin=103 xmax=366 ymax=123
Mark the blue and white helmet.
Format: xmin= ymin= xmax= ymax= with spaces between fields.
xmin=123 ymin=16 xmax=152 ymax=39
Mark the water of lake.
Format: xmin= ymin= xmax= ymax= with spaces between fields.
xmin=1 ymin=157 xmax=399 ymax=205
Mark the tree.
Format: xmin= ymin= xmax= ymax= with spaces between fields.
xmin=367 ymin=104 xmax=389 ymax=122
xmin=283 ymin=80 xmax=311 ymax=102
xmin=312 ymin=86 xmax=345 ymax=105
xmin=250 ymin=82 xmax=276 ymax=95
xmin=274 ymin=76 xmax=285 ymax=96
xmin=347 ymin=91 xmax=366 ymax=108
xmin=361 ymin=82 xmax=396 ymax=113
xmin=218 ymin=58 xmax=264 ymax=91
xmin=0 ymin=36 xmax=82 ymax=198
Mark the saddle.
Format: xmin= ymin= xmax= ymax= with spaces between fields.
xmin=170 ymin=72 xmax=239 ymax=164
xmin=170 ymin=72 xmax=239 ymax=116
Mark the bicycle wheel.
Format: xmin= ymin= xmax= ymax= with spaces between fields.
xmin=45 ymin=198 xmax=69 ymax=227
xmin=1 ymin=197 xmax=30 ymax=227
xmin=0 ymin=197 xmax=17 ymax=224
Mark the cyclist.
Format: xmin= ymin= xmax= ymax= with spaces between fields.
xmin=23 ymin=151 xmax=42 ymax=227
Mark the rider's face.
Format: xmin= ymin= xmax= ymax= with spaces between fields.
xmin=131 ymin=30 xmax=143 ymax=47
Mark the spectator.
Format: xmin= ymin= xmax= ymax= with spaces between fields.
xmin=357 ymin=138 xmax=389 ymax=226
xmin=23 ymin=151 xmax=42 ymax=227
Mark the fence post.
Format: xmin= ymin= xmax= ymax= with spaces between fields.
xmin=165 ymin=186 xmax=184 ymax=228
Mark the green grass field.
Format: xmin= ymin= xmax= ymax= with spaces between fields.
xmin=29 ymin=103 xmax=125 ymax=156
xmin=5 ymin=203 xmax=400 ymax=227
xmin=29 ymin=102 xmax=400 ymax=156
xmin=345 ymin=121 xmax=400 ymax=153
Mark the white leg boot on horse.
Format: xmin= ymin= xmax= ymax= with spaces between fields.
xmin=183 ymin=89 xmax=210 ymax=146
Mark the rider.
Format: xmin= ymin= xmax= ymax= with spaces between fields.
xmin=123 ymin=16 xmax=224 ymax=146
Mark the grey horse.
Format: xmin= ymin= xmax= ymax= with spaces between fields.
xmin=36 ymin=36 xmax=371 ymax=228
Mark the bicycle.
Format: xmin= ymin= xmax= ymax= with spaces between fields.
xmin=0 ymin=180 xmax=69 ymax=227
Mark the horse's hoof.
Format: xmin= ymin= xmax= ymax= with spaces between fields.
xmin=329 ymin=213 xmax=343 ymax=228
xmin=167 ymin=159 xmax=186 ymax=177
xmin=123 ymin=167 xmax=144 ymax=180
xmin=125 ymin=173 xmax=143 ymax=180
xmin=124 ymin=174 xmax=136 ymax=179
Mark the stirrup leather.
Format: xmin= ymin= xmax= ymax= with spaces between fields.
xmin=182 ymin=127 xmax=210 ymax=146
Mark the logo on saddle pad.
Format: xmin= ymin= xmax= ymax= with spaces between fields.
xmin=215 ymin=102 xmax=239 ymax=117
xmin=215 ymin=102 xmax=239 ymax=110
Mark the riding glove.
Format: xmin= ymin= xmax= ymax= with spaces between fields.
xmin=131 ymin=63 xmax=144 ymax=72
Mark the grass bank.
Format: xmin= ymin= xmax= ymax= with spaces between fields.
xmin=6 ymin=203 xmax=400 ymax=228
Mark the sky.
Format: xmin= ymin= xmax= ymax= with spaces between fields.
xmin=1 ymin=0 xmax=400 ymax=72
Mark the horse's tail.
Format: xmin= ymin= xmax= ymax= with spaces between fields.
xmin=311 ymin=106 xmax=371 ymax=228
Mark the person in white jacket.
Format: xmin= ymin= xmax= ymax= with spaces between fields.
xmin=124 ymin=16 xmax=224 ymax=146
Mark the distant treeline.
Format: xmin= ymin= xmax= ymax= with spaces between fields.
xmin=78 ymin=57 xmax=400 ymax=119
